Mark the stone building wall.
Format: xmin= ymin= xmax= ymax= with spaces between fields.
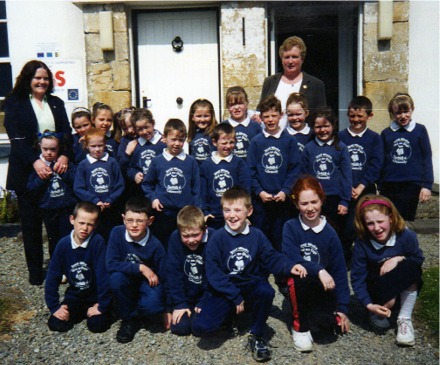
xmin=363 ymin=1 xmax=409 ymax=132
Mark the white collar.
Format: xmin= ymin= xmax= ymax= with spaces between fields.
xmin=70 ymin=230 xmax=91 ymax=249
xmin=139 ymin=130 xmax=162 ymax=146
xmin=390 ymin=120 xmax=416 ymax=132
xmin=125 ymin=228 xmax=150 ymax=246
xmin=39 ymin=155 xmax=53 ymax=166
xmin=224 ymin=223 xmax=250 ymax=236
xmin=262 ymin=128 xmax=282 ymax=138
xmin=211 ymin=151 xmax=233 ymax=164
xmin=286 ymin=124 xmax=310 ymax=136
xmin=315 ymin=137 xmax=334 ymax=146
xmin=86 ymin=152 xmax=109 ymax=163
xmin=163 ymin=149 xmax=186 ymax=161
xmin=202 ymin=229 xmax=209 ymax=243
xmin=299 ymin=215 xmax=327 ymax=233
xmin=347 ymin=126 xmax=368 ymax=137
xmin=228 ymin=116 xmax=251 ymax=128
xmin=105 ymin=130 xmax=112 ymax=138
xmin=370 ymin=232 xmax=396 ymax=250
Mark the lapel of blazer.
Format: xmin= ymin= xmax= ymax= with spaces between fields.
xmin=299 ymin=72 xmax=311 ymax=96
xmin=22 ymin=97 xmax=39 ymax=135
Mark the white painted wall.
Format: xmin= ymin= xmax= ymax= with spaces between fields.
xmin=408 ymin=0 xmax=439 ymax=186
xmin=1 ymin=0 xmax=87 ymax=188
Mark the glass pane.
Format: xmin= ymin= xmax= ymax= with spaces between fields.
xmin=0 ymin=1 xmax=6 ymax=20
xmin=0 ymin=23 xmax=8 ymax=57
xmin=0 ymin=63 xmax=12 ymax=97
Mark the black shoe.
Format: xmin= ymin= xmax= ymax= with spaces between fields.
xmin=247 ymin=334 xmax=272 ymax=362
xmin=116 ymin=319 xmax=140 ymax=343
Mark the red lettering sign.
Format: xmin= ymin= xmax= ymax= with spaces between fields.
xmin=55 ymin=70 xmax=66 ymax=87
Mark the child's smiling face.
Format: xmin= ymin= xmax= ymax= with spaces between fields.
xmin=135 ymin=119 xmax=155 ymax=141
xmin=213 ymin=133 xmax=235 ymax=158
xmin=286 ymin=103 xmax=309 ymax=131
xmin=73 ymin=116 xmax=93 ymax=137
xmin=165 ymin=130 xmax=185 ymax=156
xmin=261 ymin=108 xmax=281 ymax=135
xmin=192 ymin=107 xmax=212 ymax=130
xmin=180 ymin=226 xmax=205 ymax=251
xmin=391 ymin=105 xmax=413 ymax=128
xmin=314 ymin=117 xmax=334 ymax=143
xmin=222 ymin=199 xmax=252 ymax=234
xmin=348 ymin=108 xmax=371 ymax=134
xmin=93 ymin=110 xmax=113 ymax=133
xmin=123 ymin=210 xmax=153 ymax=242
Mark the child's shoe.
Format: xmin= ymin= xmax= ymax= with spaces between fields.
xmin=247 ymin=334 xmax=271 ymax=362
xmin=396 ymin=318 xmax=415 ymax=346
xmin=116 ymin=319 xmax=140 ymax=343
xmin=369 ymin=313 xmax=390 ymax=330
xmin=292 ymin=329 xmax=313 ymax=352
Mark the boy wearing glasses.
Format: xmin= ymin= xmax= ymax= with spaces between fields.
xmin=106 ymin=196 xmax=167 ymax=343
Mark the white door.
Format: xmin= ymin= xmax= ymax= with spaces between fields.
xmin=137 ymin=10 xmax=220 ymax=133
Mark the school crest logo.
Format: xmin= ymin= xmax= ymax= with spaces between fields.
xmin=262 ymin=146 xmax=283 ymax=174
xmin=106 ymin=143 xmax=114 ymax=153
xmin=90 ymin=167 xmax=110 ymax=193
xmin=184 ymin=254 xmax=204 ymax=284
xmin=234 ymin=132 xmax=250 ymax=159
xmin=213 ymin=169 xmax=234 ymax=197
xmin=227 ymin=247 xmax=252 ymax=275
xmin=347 ymin=144 xmax=367 ymax=171
xmin=391 ymin=138 xmax=412 ymax=164
xmin=139 ymin=149 xmax=157 ymax=174
xmin=297 ymin=142 xmax=305 ymax=153
xmin=299 ymin=243 xmax=320 ymax=264
xmin=126 ymin=253 xmax=141 ymax=264
xmin=70 ymin=261 xmax=92 ymax=291
xmin=193 ymin=138 xmax=211 ymax=161
xmin=164 ymin=167 xmax=186 ymax=194
xmin=313 ymin=153 xmax=334 ymax=180
xmin=49 ymin=173 xmax=65 ymax=198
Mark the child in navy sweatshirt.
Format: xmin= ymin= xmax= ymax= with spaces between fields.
xmin=282 ymin=176 xmax=350 ymax=352
xmin=285 ymin=93 xmax=313 ymax=153
xmin=27 ymin=131 xmax=77 ymax=258
xmin=45 ymin=202 xmax=111 ymax=333
xmin=167 ymin=206 xmax=214 ymax=336
xmin=192 ymin=187 xmax=304 ymax=362
xmin=142 ymin=119 xmax=201 ymax=248
xmin=71 ymin=107 xmax=93 ymax=164
xmin=351 ymin=195 xmax=424 ymax=346
xmin=106 ymin=197 xmax=167 ymax=343
xmin=74 ymin=128 xmax=125 ymax=241
xmin=223 ymin=86 xmax=261 ymax=160
xmin=200 ymin=122 xmax=251 ymax=229
xmin=92 ymin=102 xmax=119 ymax=158
xmin=380 ymin=93 xmax=433 ymax=221
xmin=248 ymin=95 xmax=301 ymax=251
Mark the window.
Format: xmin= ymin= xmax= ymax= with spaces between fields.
xmin=0 ymin=0 xmax=12 ymax=99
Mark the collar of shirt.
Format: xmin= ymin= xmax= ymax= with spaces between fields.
xmin=315 ymin=138 xmax=334 ymax=146
xmin=29 ymin=94 xmax=48 ymax=102
xmin=202 ymin=229 xmax=209 ymax=243
xmin=211 ymin=151 xmax=233 ymax=164
xmin=105 ymin=130 xmax=112 ymax=138
xmin=228 ymin=116 xmax=251 ymax=128
xmin=162 ymin=149 xmax=186 ymax=161
xmin=347 ymin=126 xmax=368 ymax=137
xmin=370 ymin=232 xmax=396 ymax=250
xmin=70 ymin=230 xmax=91 ymax=249
xmin=39 ymin=155 xmax=53 ymax=167
xmin=125 ymin=228 xmax=150 ymax=246
xmin=390 ymin=120 xmax=416 ymax=132
xmin=224 ymin=223 xmax=250 ymax=236
xmin=87 ymin=152 xmax=109 ymax=163
xmin=263 ymin=129 xmax=283 ymax=139
xmin=286 ymin=124 xmax=310 ymax=136
xmin=139 ymin=131 xmax=162 ymax=146
xmin=299 ymin=214 xmax=327 ymax=233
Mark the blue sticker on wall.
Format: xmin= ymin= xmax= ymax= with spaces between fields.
xmin=68 ymin=89 xmax=79 ymax=101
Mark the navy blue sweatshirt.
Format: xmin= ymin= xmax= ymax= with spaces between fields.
xmin=45 ymin=232 xmax=111 ymax=314
xmin=282 ymin=217 xmax=350 ymax=314
xmin=205 ymin=226 xmax=295 ymax=306
xmin=351 ymin=228 xmax=424 ymax=307
xmin=73 ymin=134 xmax=88 ymax=164
xmin=339 ymin=128 xmax=383 ymax=188
xmin=200 ymin=153 xmax=251 ymax=217
xmin=380 ymin=122 xmax=433 ymax=189
xmin=285 ymin=125 xmax=313 ymax=153
xmin=189 ymin=129 xmax=215 ymax=165
xmin=166 ymin=228 xmax=214 ymax=309
xmin=247 ymin=130 xmax=301 ymax=196
xmin=301 ymin=139 xmax=352 ymax=207
xmin=106 ymin=225 xmax=166 ymax=282
xmin=74 ymin=153 xmax=125 ymax=204
xmin=223 ymin=118 xmax=261 ymax=160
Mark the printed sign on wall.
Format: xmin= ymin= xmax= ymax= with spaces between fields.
xmin=44 ymin=59 xmax=84 ymax=103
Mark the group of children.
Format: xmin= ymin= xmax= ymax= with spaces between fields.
xmin=39 ymin=87 xmax=431 ymax=362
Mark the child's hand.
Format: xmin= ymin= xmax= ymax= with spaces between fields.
xmin=125 ymin=140 xmax=138 ymax=155
xmin=419 ymin=187 xmax=431 ymax=203
xmin=164 ymin=312 xmax=172 ymax=330
xmin=352 ymin=184 xmax=365 ymax=200
xmin=273 ymin=191 xmax=286 ymax=202
xmin=134 ymin=172 xmax=144 ymax=184
xmin=96 ymin=201 xmax=106 ymax=211
xmin=33 ymin=159 xmax=52 ymax=180
xmin=172 ymin=308 xmax=191 ymax=325
xmin=366 ymin=303 xmax=391 ymax=318
xmin=53 ymin=155 xmax=69 ymax=174
xmin=53 ymin=304 xmax=69 ymax=321
xmin=204 ymin=214 xmax=215 ymax=222
xmin=336 ymin=312 xmax=350 ymax=333
xmin=337 ymin=204 xmax=348 ymax=215
xmin=140 ymin=264 xmax=159 ymax=286
xmin=291 ymin=264 xmax=307 ymax=278
xmin=152 ymin=199 xmax=163 ymax=212
xmin=236 ymin=301 xmax=245 ymax=314
xmin=379 ymin=256 xmax=404 ymax=276
xmin=259 ymin=191 xmax=273 ymax=203
xmin=318 ymin=269 xmax=335 ymax=291
xmin=194 ymin=306 xmax=201 ymax=314
xmin=87 ymin=303 xmax=102 ymax=317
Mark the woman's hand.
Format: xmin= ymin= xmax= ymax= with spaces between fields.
xmin=380 ymin=256 xmax=404 ymax=276
xmin=319 ymin=269 xmax=335 ymax=291
xmin=33 ymin=159 xmax=52 ymax=180
xmin=54 ymin=155 xmax=69 ymax=174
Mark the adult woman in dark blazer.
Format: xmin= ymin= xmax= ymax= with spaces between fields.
xmin=258 ymin=36 xmax=327 ymax=127
xmin=2 ymin=60 xmax=73 ymax=285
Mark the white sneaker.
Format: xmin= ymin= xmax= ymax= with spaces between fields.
xmin=396 ymin=318 xmax=415 ymax=346
xmin=369 ymin=313 xmax=390 ymax=329
xmin=292 ymin=329 xmax=313 ymax=352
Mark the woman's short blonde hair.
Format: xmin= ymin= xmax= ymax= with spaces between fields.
xmin=279 ymin=36 xmax=307 ymax=59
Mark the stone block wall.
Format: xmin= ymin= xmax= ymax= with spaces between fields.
xmin=363 ymin=1 xmax=409 ymax=132
xmin=83 ymin=3 xmax=131 ymax=113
